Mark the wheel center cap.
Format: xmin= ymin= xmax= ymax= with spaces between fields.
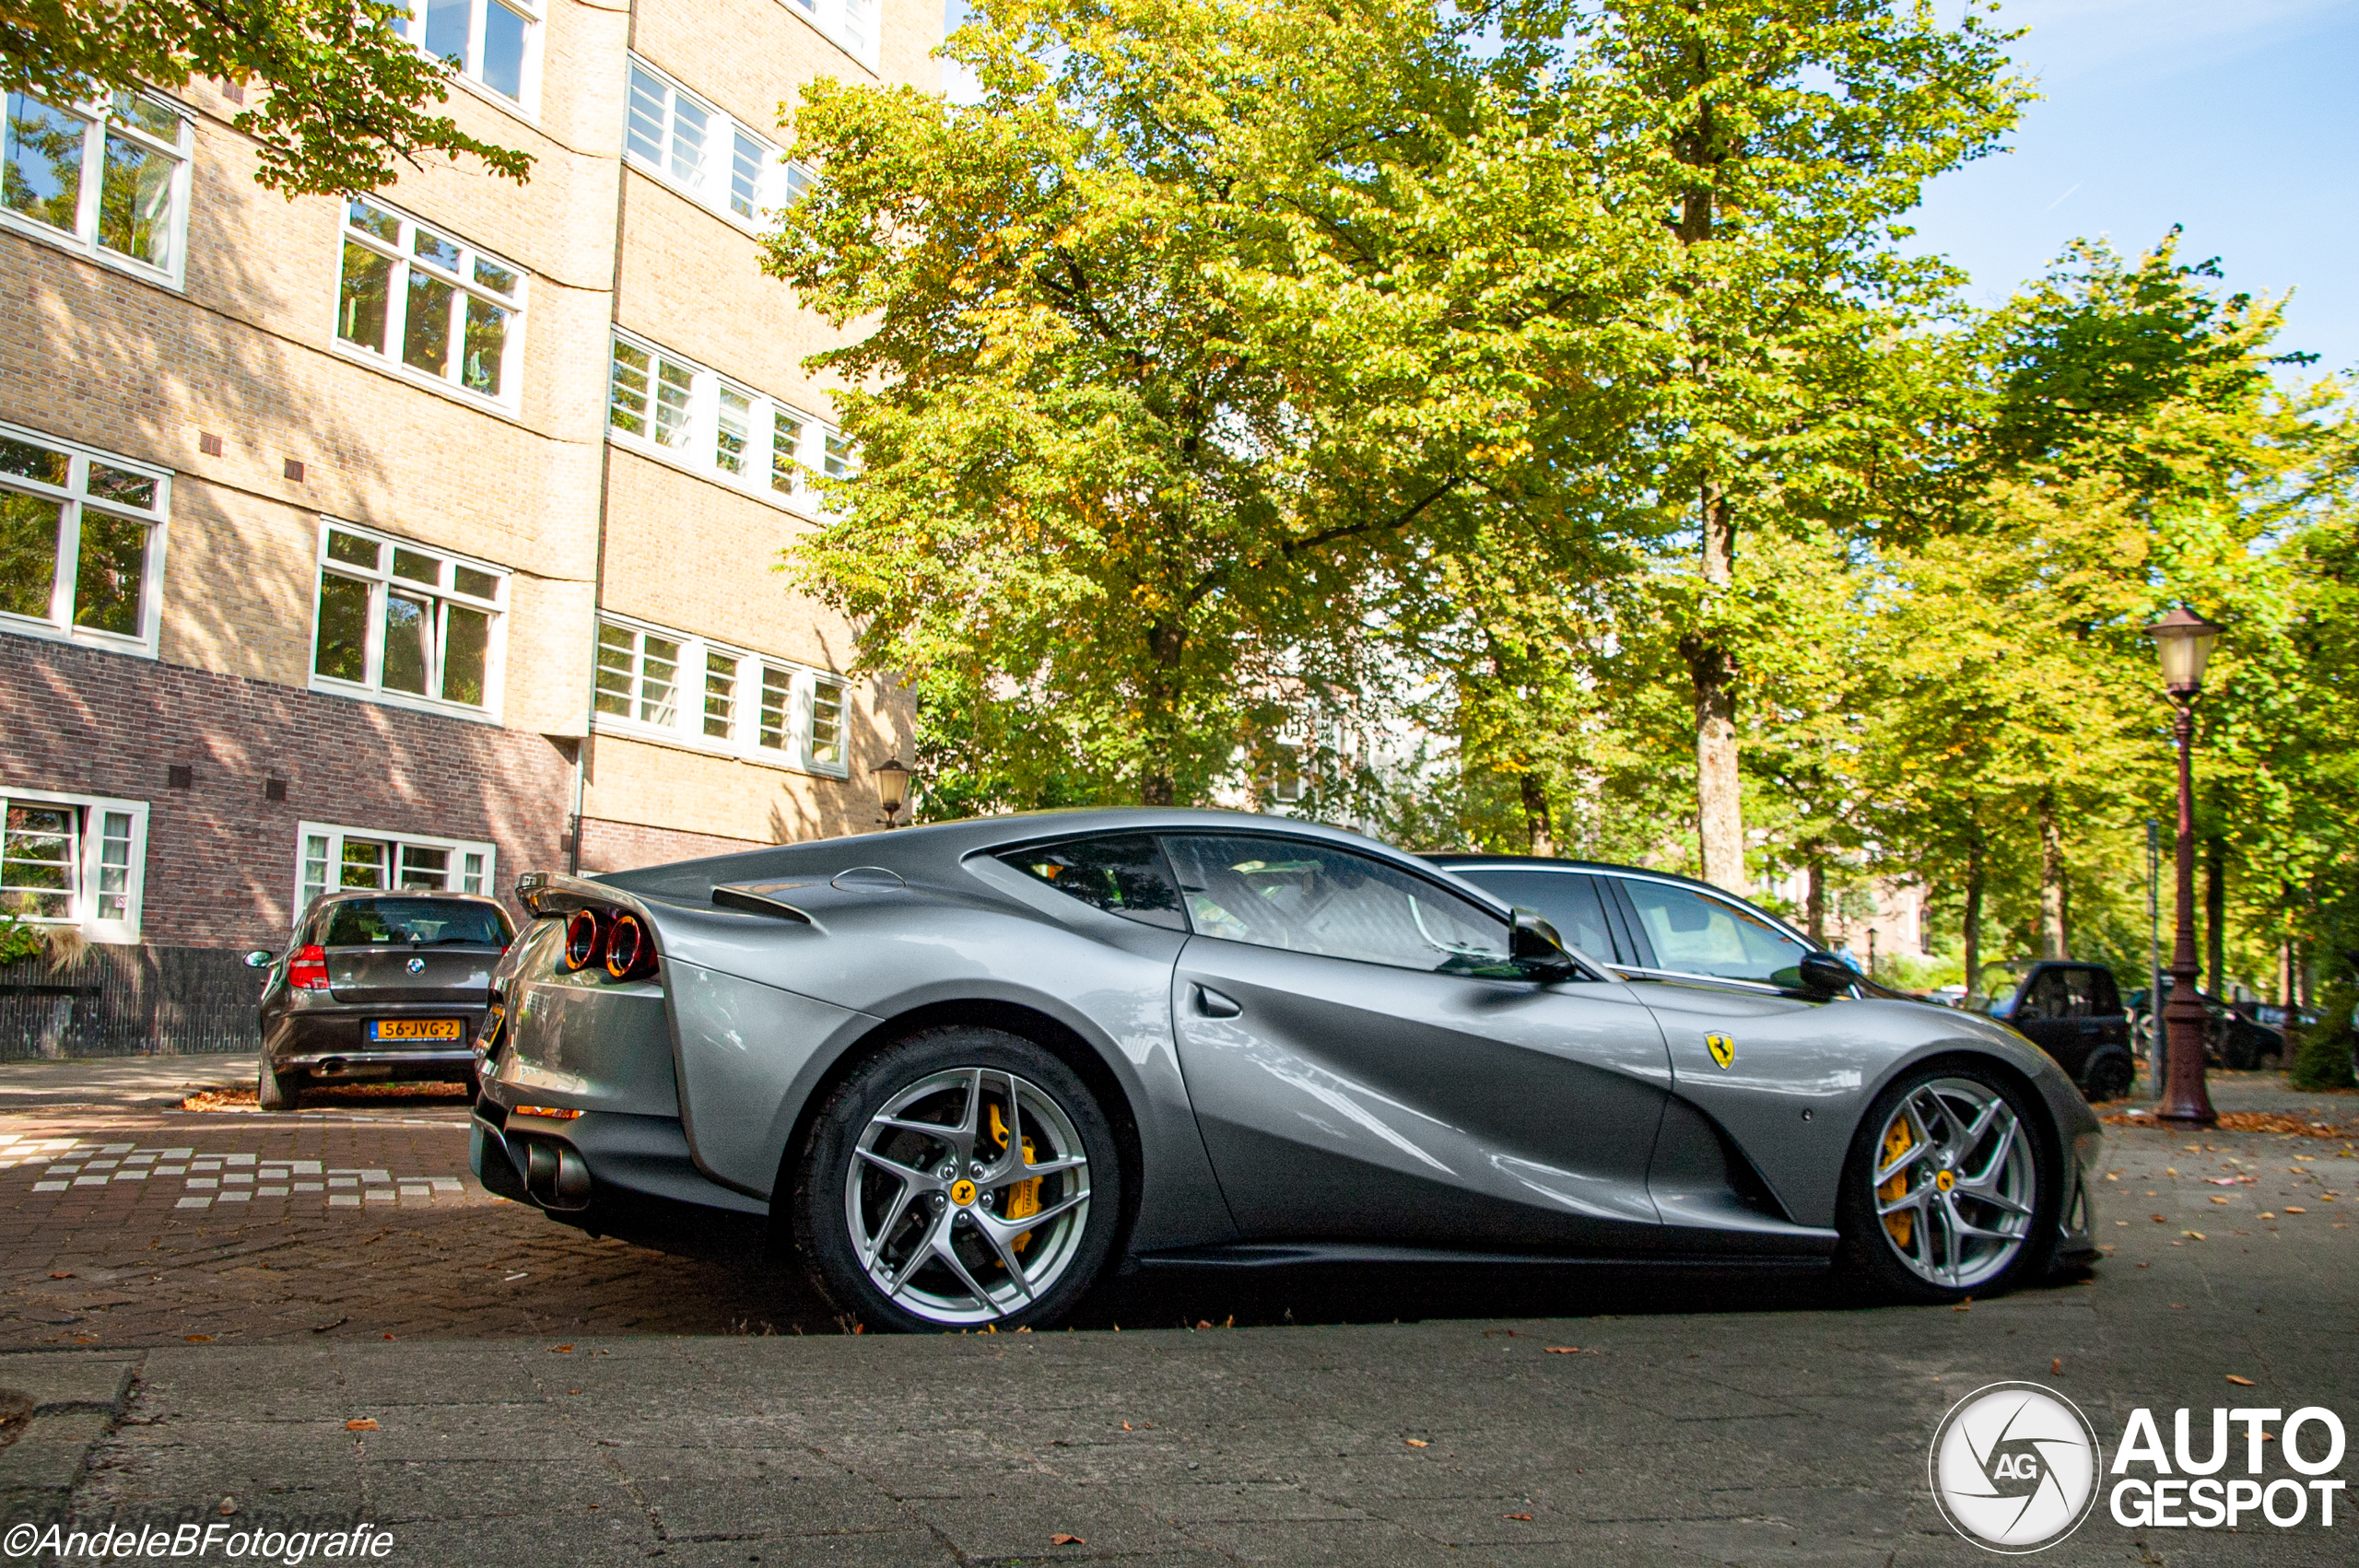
xmin=1935 ymin=1169 xmax=1956 ymax=1192
xmin=949 ymin=1178 xmax=978 ymax=1208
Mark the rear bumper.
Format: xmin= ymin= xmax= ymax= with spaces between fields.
xmin=283 ymin=1047 xmax=477 ymax=1078
xmin=471 ymin=1094 xmax=766 ymax=1221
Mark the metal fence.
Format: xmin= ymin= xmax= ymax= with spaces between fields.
xmin=0 ymin=946 xmax=260 ymax=1059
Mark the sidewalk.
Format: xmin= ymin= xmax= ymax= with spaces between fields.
xmin=0 ymin=1056 xmax=255 ymax=1110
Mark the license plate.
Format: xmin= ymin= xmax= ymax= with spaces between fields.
xmin=369 ymin=1019 xmax=463 ymax=1042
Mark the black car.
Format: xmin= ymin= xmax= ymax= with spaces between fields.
xmin=1984 ymin=962 xmax=2136 ymax=1102
xmin=2126 ymin=979 xmax=2285 ymax=1071
xmin=1424 ymin=855 xmax=1822 ymax=990
xmin=244 ymin=890 xmax=514 ymax=1109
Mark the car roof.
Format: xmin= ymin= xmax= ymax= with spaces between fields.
xmin=1425 ymin=852 xmax=1762 ymax=904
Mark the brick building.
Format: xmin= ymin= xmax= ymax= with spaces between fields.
xmin=0 ymin=0 xmax=932 ymax=1052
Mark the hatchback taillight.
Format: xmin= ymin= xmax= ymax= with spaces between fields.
xmin=288 ymin=944 xmax=330 ymax=990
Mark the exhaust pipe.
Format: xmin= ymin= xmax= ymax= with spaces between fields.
xmin=522 ymin=1139 xmax=593 ymax=1211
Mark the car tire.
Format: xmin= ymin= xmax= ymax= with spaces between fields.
xmin=792 ymin=1026 xmax=1122 ymax=1333
xmin=1836 ymin=1059 xmax=2060 ymax=1305
xmin=256 ymin=1057 xmax=303 ymax=1112
xmin=2082 ymin=1053 xmax=2134 ymax=1104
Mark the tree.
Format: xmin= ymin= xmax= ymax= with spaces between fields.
xmin=765 ymin=0 xmax=1644 ymax=806
xmin=3 ymin=0 xmax=530 ymax=194
xmin=1543 ymin=0 xmax=2025 ymax=892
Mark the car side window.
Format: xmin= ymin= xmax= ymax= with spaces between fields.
xmin=997 ymin=835 xmax=1188 ymax=931
xmin=1618 ymin=878 xmax=1805 ymax=985
xmin=1446 ymin=869 xmax=1619 ymax=963
xmin=1162 ymin=836 xmax=1512 ymax=975
xmin=2088 ymin=968 xmax=2121 ymax=1015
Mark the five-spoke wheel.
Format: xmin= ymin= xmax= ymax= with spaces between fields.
xmin=795 ymin=1028 xmax=1120 ymax=1331
xmin=1839 ymin=1065 xmax=2055 ymax=1303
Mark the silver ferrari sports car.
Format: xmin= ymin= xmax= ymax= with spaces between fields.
xmin=472 ymin=810 xmax=2100 ymax=1331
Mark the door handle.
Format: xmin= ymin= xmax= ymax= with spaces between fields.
xmin=1193 ymin=985 xmax=1242 ymax=1019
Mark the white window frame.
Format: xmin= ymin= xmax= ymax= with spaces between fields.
xmin=308 ymin=519 xmax=509 ymax=721
xmin=0 ymin=419 xmax=170 ymax=658
xmin=593 ymin=613 xmax=850 ymax=777
xmin=623 ymin=55 xmax=815 ymax=232
xmin=0 ymin=87 xmax=194 ymax=287
xmin=0 ymin=787 xmax=147 ymax=944
xmin=778 ymin=0 xmax=881 ymax=72
xmin=605 ymin=330 xmax=842 ymax=512
xmin=332 ymin=197 xmax=528 ymax=411
xmin=392 ymin=0 xmax=546 ymax=112
xmin=295 ymin=821 xmax=497 ymax=919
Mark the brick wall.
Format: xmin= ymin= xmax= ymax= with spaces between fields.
xmin=0 ymin=632 xmax=571 ymax=949
xmin=577 ymin=816 xmax=769 ymax=875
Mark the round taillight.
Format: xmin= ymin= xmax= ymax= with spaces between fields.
xmin=563 ymin=908 xmax=606 ymax=972
xmin=604 ymin=913 xmax=658 ymax=980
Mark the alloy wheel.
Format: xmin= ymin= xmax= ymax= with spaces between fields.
xmin=843 ymin=1067 xmax=1092 ymax=1326
xmin=1869 ymin=1076 xmax=2037 ymax=1292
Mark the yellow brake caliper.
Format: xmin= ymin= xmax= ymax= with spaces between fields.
xmin=1879 ymin=1118 xmax=1916 ymax=1248
xmin=989 ymin=1104 xmax=1044 ymax=1250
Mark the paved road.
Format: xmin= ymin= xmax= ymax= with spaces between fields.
xmin=0 ymin=1069 xmax=2347 ymax=1565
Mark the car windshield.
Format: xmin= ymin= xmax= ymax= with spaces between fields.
xmin=323 ymin=898 xmax=510 ymax=948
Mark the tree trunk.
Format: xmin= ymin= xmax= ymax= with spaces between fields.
xmin=1139 ymin=617 xmax=1183 ymax=806
xmin=1520 ymin=773 xmax=1555 ymax=859
xmin=1805 ymin=853 xmax=1827 ymax=949
xmin=1684 ymin=483 xmax=1742 ymax=892
xmin=2203 ymin=834 xmax=2225 ymax=995
xmin=2036 ymin=793 xmax=2068 ymax=960
xmin=1963 ymin=818 xmax=1986 ymax=999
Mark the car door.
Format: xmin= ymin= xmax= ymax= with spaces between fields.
xmin=2005 ymin=967 xmax=2088 ymax=1078
xmin=1163 ymin=833 xmax=1673 ymax=1250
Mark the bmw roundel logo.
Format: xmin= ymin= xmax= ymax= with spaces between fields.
xmin=406 ymin=956 xmax=426 ymax=974
xmin=1929 ymin=1381 xmax=2101 ymax=1552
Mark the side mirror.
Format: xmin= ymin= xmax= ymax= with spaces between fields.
xmin=1510 ymin=910 xmax=1579 ymax=982
xmin=241 ymin=949 xmax=276 ymax=969
xmin=1796 ymin=952 xmax=1855 ymax=997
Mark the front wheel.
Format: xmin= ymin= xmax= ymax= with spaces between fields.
xmin=2083 ymin=1054 xmax=2134 ymax=1104
xmin=792 ymin=1027 xmax=1121 ymax=1332
xmin=1837 ymin=1062 xmax=2058 ymax=1304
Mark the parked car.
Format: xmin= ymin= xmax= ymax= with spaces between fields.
xmin=474 ymin=811 xmax=2100 ymax=1330
xmin=2126 ymin=979 xmax=2285 ymax=1071
xmin=245 ymin=890 xmax=515 ymax=1109
xmin=1980 ymin=963 xmax=2136 ymax=1102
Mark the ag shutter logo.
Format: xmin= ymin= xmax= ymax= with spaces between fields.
xmin=1929 ymin=1382 xmax=2102 ymax=1552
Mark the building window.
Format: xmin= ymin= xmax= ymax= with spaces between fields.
xmin=335 ymin=198 xmax=526 ymax=405
xmin=297 ymin=822 xmax=494 ymax=914
xmin=0 ymin=88 xmax=192 ymax=284
xmin=623 ymin=57 xmax=815 ymax=228
xmin=0 ymin=421 xmax=169 ymax=653
xmin=594 ymin=614 xmax=850 ymax=775
xmin=780 ymin=0 xmax=880 ymax=67
xmin=0 ymin=789 xmax=147 ymax=943
xmin=395 ymin=0 xmax=542 ymax=107
xmin=311 ymin=521 xmax=506 ymax=716
xmin=606 ymin=332 xmax=843 ymax=508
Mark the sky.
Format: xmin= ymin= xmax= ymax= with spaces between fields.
xmin=1908 ymin=0 xmax=2359 ymax=376
xmin=939 ymin=0 xmax=2358 ymax=375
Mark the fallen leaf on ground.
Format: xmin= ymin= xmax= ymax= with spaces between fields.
xmin=2183 ymin=1231 xmax=2207 ymax=1240
xmin=2210 ymin=1197 xmax=2231 ymax=1204
xmin=1405 ymin=1438 xmax=1430 ymax=1447
xmin=1050 ymin=1535 xmax=1086 ymax=1546
xmin=552 ymin=1344 xmax=574 ymax=1352
xmin=346 ymin=1419 xmax=378 ymax=1432
xmin=2152 ymin=1214 xmax=2166 ymax=1223
xmin=2259 ymin=1212 xmax=2276 ymax=1220
xmin=1504 ymin=1513 xmax=1534 ymax=1521
xmin=48 ymin=1271 xmax=72 ymax=1279
xmin=2283 ymin=1206 xmax=2306 ymax=1214
xmin=1953 ymin=1299 xmax=1972 ymax=1313
xmin=217 ymin=1497 xmax=234 ymax=1516
xmin=1544 ymin=1346 xmax=1584 ymax=1354
xmin=2205 ymin=1177 xmax=2239 ymax=1186
xmin=1195 ymin=1320 xmax=1212 ymax=1329
xmin=184 ymin=1334 xmax=212 ymax=1343
xmin=2051 ymin=1359 xmax=2062 ymax=1375
xmin=1121 ymin=1422 xmax=1133 ymax=1431
xmin=2226 ymin=1375 xmax=2256 ymax=1387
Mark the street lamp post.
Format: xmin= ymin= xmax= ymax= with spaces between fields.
xmin=2144 ymin=606 xmax=2224 ymax=1129
xmin=873 ymin=756 xmax=914 ymax=829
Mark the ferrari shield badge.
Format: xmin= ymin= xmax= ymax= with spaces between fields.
xmin=1706 ymin=1033 xmax=1735 ymax=1070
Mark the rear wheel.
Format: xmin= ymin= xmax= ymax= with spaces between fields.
xmin=2083 ymin=1054 xmax=2134 ymax=1104
xmin=792 ymin=1027 xmax=1121 ymax=1332
xmin=1837 ymin=1062 xmax=2057 ymax=1305
xmin=256 ymin=1057 xmax=303 ymax=1111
